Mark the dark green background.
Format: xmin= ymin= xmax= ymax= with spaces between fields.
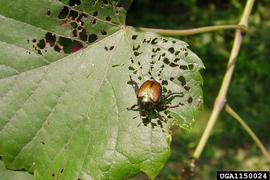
xmin=127 ymin=0 xmax=270 ymax=179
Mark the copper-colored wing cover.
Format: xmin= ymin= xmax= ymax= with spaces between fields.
xmin=137 ymin=80 xmax=162 ymax=103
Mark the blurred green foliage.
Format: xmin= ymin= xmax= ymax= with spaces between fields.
xmin=127 ymin=0 xmax=270 ymax=179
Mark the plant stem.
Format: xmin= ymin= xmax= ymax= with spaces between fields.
xmin=192 ymin=0 xmax=255 ymax=160
xmin=136 ymin=24 xmax=247 ymax=36
xmin=225 ymin=104 xmax=270 ymax=163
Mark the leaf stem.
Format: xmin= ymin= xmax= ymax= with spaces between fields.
xmin=135 ymin=24 xmax=247 ymax=36
xmin=225 ymin=104 xmax=270 ymax=163
xmin=192 ymin=0 xmax=255 ymax=160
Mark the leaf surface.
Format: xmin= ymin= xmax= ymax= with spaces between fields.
xmin=0 ymin=0 xmax=203 ymax=179
xmin=0 ymin=160 xmax=33 ymax=180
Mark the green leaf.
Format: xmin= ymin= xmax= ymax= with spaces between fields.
xmin=0 ymin=0 xmax=203 ymax=179
xmin=0 ymin=160 xmax=33 ymax=180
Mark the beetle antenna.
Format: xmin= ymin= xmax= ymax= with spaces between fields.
xmin=128 ymin=76 xmax=138 ymax=92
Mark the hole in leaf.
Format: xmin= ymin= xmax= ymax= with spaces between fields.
xmin=77 ymin=26 xmax=82 ymax=30
xmin=93 ymin=11 xmax=98 ymax=16
xmin=54 ymin=44 xmax=62 ymax=52
xmin=88 ymin=34 xmax=98 ymax=43
xmin=130 ymin=57 xmax=134 ymax=63
xmin=152 ymin=48 xmax=160 ymax=53
xmin=180 ymin=65 xmax=188 ymax=70
xmin=77 ymin=13 xmax=87 ymax=23
xmin=45 ymin=32 xmax=56 ymax=46
xmin=132 ymin=45 xmax=140 ymax=51
xmin=106 ymin=16 xmax=112 ymax=21
xmin=101 ymin=30 xmax=107 ymax=35
xmin=58 ymin=6 xmax=69 ymax=19
xmin=92 ymin=19 xmax=97 ymax=25
xmin=131 ymin=35 xmax=138 ymax=40
xmin=58 ymin=37 xmax=83 ymax=53
xmin=69 ymin=10 xmax=79 ymax=20
xmin=112 ymin=64 xmax=123 ymax=67
xmin=37 ymin=39 xmax=46 ymax=49
xmin=70 ymin=22 xmax=78 ymax=28
xmin=79 ymin=29 xmax=88 ymax=42
xmin=69 ymin=0 xmax=81 ymax=6
xmin=143 ymin=39 xmax=150 ymax=43
xmin=163 ymin=87 xmax=168 ymax=92
xmin=103 ymin=0 xmax=109 ymax=4
xmin=184 ymin=86 xmax=190 ymax=91
xmin=177 ymin=76 xmax=186 ymax=86
xmin=174 ymin=58 xmax=180 ymax=63
xmin=72 ymin=29 xmax=78 ymax=37
xmin=151 ymin=38 xmax=158 ymax=45
xmin=169 ymin=62 xmax=178 ymax=67
xmin=168 ymin=47 xmax=175 ymax=53
xmin=188 ymin=97 xmax=193 ymax=103
xmin=163 ymin=58 xmax=170 ymax=65
xmin=134 ymin=52 xmax=142 ymax=56
xmin=71 ymin=44 xmax=83 ymax=52
xmin=162 ymin=80 xmax=168 ymax=86
xmin=188 ymin=64 xmax=194 ymax=70
xmin=128 ymin=66 xmax=135 ymax=71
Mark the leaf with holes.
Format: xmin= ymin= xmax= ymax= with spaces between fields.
xmin=0 ymin=0 xmax=204 ymax=179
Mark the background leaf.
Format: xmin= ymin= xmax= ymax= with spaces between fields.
xmin=0 ymin=0 xmax=203 ymax=179
xmin=0 ymin=160 xmax=33 ymax=180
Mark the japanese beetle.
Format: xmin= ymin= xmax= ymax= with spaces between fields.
xmin=136 ymin=80 xmax=162 ymax=107
xmin=128 ymin=76 xmax=184 ymax=128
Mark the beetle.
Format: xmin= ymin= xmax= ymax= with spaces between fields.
xmin=127 ymin=76 xmax=184 ymax=128
xmin=136 ymin=79 xmax=162 ymax=108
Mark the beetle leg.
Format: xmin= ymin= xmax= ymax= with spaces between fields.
xmin=165 ymin=104 xmax=179 ymax=108
xmin=163 ymin=92 xmax=184 ymax=100
xmin=154 ymin=109 xmax=167 ymax=123
xmin=132 ymin=115 xmax=140 ymax=119
xmin=128 ymin=76 xmax=139 ymax=92
xmin=127 ymin=104 xmax=140 ymax=111
xmin=160 ymin=93 xmax=184 ymax=106
xmin=162 ymin=101 xmax=184 ymax=109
